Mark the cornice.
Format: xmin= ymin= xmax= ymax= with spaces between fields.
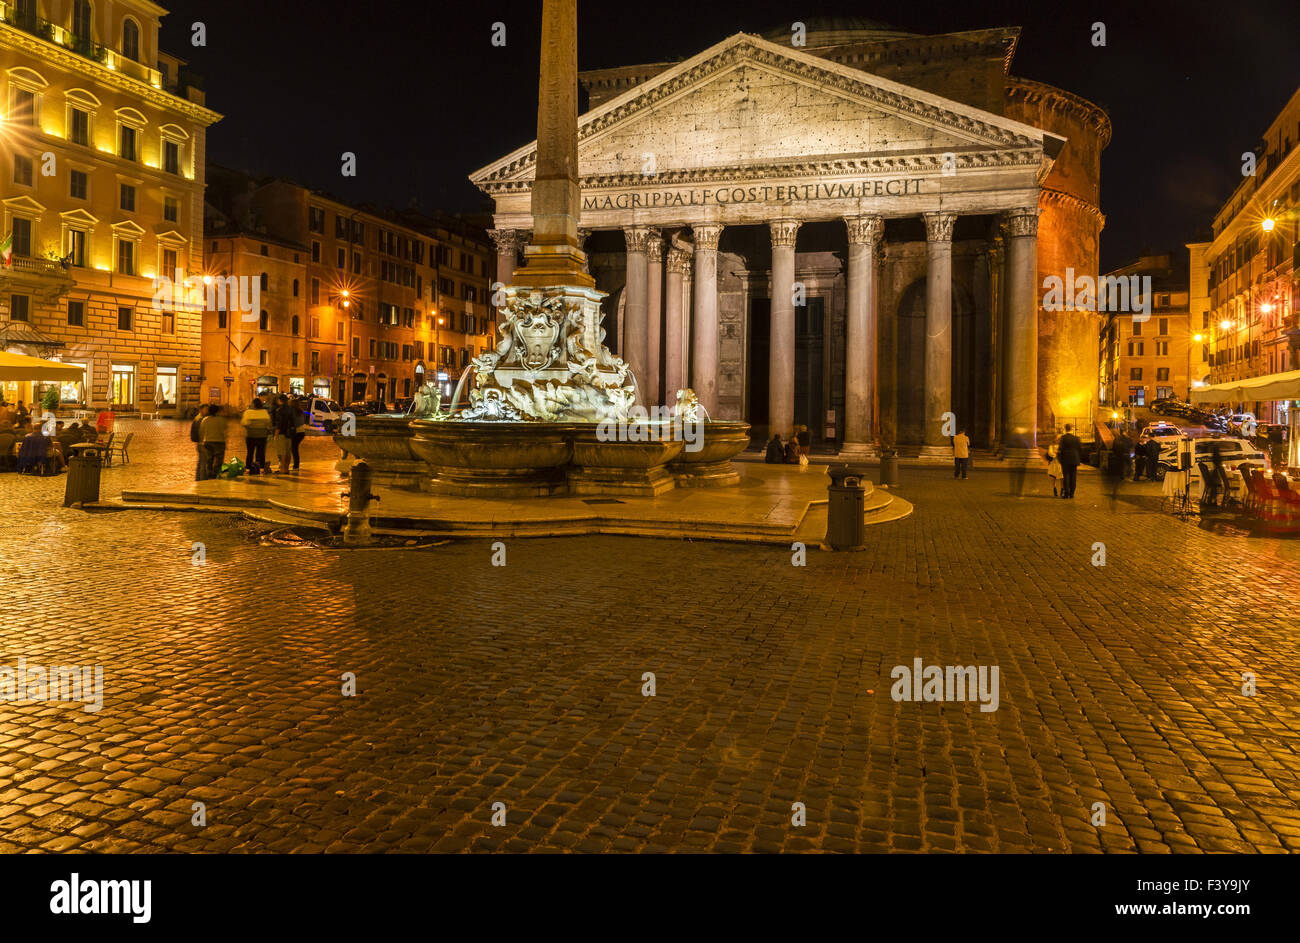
xmin=477 ymin=34 xmax=1043 ymax=189
xmin=480 ymin=149 xmax=1043 ymax=195
xmin=1006 ymin=76 xmax=1111 ymax=149
xmin=1040 ymin=187 xmax=1105 ymax=228
xmin=0 ymin=26 xmax=221 ymax=127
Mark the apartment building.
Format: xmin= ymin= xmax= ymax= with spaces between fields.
xmin=1098 ymin=254 xmax=1192 ymax=407
xmin=1202 ymin=85 xmax=1300 ymax=422
xmin=0 ymin=0 xmax=219 ymax=413
xmin=201 ymin=169 xmax=494 ymax=409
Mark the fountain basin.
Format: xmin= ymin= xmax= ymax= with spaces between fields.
xmin=411 ymin=420 xmax=574 ymax=497
xmin=668 ymin=420 xmax=752 ymax=487
xmin=569 ymin=425 xmax=684 ymax=497
xmin=333 ymin=414 xmax=425 ymax=487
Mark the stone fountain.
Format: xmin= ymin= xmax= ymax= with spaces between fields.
xmin=337 ymin=0 xmax=749 ymax=496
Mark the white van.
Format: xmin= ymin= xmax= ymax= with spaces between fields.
xmin=300 ymin=396 xmax=343 ymax=432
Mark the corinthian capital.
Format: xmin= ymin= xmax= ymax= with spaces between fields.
xmin=1002 ymin=207 xmax=1039 ymax=238
xmin=845 ymin=215 xmax=883 ymax=247
xmin=769 ymin=218 xmax=801 ymax=248
xmin=646 ymin=233 xmax=665 ymax=263
xmin=692 ymin=224 xmax=723 ymax=251
xmin=666 ymin=247 xmax=690 ymax=274
xmin=487 ymin=229 xmax=522 ymax=254
xmin=623 ymin=226 xmax=654 ymax=253
xmin=923 ymin=212 xmax=957 ymax=243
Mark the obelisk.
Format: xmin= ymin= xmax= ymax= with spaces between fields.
xmin=511 ymin=0 xmax=594 ymax=289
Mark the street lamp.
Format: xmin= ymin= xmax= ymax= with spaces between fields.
xmin=1262 ymin=217 xmax=1276 ymax=233
xmin=1220 ymin=319 xmax=1233 ymax=330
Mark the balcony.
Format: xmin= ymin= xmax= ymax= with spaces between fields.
xmin=0 ymin=1 xmax=163 ymax=88
xmin=0 ymin=255 xmax=75 ymax=302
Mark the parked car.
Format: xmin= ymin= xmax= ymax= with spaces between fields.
xmin=346 ymin=400 xmax=386 ymax=416
xmin=1226 ymin=412 xmax=1258 ymax=437
xmin=392 ymin=397 xmax=414 ymax=414
xmin=1150 ymin=397 xmax=1189 ymax=417
xmin=298 ymin=396 xmax=344 ymax=432
xmin=1158 ymin=436 xmax=1268 ymax=474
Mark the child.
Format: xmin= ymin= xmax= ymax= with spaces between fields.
xmin=1046 ymin=443 xmax=1064 ymax=497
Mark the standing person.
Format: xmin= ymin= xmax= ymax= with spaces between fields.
xmin=1267 ymin=424 xmax=1285 ymax=470
xmin=1046 ymin=443 xmax=1064 ymax=496
xmin=1145 ymin=436 xmax=1161 ymax=480
xmin=190 ymin=409 xmax=207 ymax=480
xmin=795 ymin=424 xmax=811 ymax=459
xmin=289 ymin=395 xmax=307 ymax=471
xmin=199 ymin=404 xmax=228 ymax=480
xmin=1133 ymin=437 xmax=1148 ymax=481
xmin=1057 ymin=424 xmax=1082 ymax=499
xmin=273 ymin=394 xmax=295 ymax=474
xmin=1112 ymin=430 xmax=1133 ymax=480
xmin=952 ymin=429 xmax=971 ymax=479
xmin=241 ymin=398 xmax=272 ymax=475
xmin=764 ymin=433 xmax=784 ymax=464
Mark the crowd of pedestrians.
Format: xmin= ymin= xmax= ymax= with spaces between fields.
xmin=192 ymin=394 xmax=307 ymax=481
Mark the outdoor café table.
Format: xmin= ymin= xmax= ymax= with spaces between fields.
xmin=1162 ymin=468 xmax=1192 ymax=511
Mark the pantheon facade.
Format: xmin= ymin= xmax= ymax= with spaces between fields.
xmin=473 ymin=19 xmax=1110 ymax=457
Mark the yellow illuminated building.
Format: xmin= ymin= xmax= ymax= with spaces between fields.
xmin=1203 ymin=85 xmax=1300 ymax=422
xmin=0 ymin=0 xmax=220 ymax=414
xmin=202 ymin=169 xmax=495 ymax=409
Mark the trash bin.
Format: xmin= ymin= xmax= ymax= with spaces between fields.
xmin=64 ymin=445 xmax=103 ymax=507
xmin=879 ymin=448 xmax=899 ymax=487
xmin=826 ymin=464 xmax=867 ymax=551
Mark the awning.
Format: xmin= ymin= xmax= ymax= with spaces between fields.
xmin=1190 ymin=369 xmax=1300 ymax=403
xmin=0 ymin=351 xmax=85 ymax=381
xmin=0 ymin=322 xmax=65 ymax=350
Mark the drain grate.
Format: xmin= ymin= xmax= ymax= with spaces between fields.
xmin=582 ymin=498 xmax=625 ymax=505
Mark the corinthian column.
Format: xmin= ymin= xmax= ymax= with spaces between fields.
xmin=488 ymin=229 xmax=521 ymax=325
xmin=1002 ymin=207 xmax=1039 ymax=459
xmin=623 ymin=226 xmax=652 ymax=402
xmin=919 ymin=211 xmax=956 ymax=459
xmin=665 ymin=247 xmax=688 ymax=397
xmin=840 ymin=215 xmax=883 ymax=459
xmin=769 ymin=218 xmax=801 ymax=439
xmin=691 ymin=224 xmax=723 ymax=415
xmin=646 ymin=234 xmax=664 ymax=406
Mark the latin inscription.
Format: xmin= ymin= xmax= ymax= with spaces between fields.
xmin=581 ymin=178 xmax=924 ymax=211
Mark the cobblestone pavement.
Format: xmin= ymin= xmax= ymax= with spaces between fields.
xmin=2 ymin=420 xmax=1298 ymax=853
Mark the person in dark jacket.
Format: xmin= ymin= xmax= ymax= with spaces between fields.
xmin=273 ymin=394 xmax=295 ymax=473
xmin=1144 ymin=436 xmax=1161 ymax=480
xmin=1056 ymin=424 xmax=1083 ymax=499
xmin=764 ymin=434 xmax=784 ymax=464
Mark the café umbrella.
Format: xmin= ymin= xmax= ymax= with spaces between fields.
xmin=0 ymin=350 xmax=84 ymax=381
xmin=1192 ymin=367 xmax=1300 ymax=468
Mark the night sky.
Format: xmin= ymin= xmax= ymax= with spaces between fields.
xmin=160 ymin=0 xmax=1299 ymax=270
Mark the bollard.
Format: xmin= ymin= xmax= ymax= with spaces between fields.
xmin=826 ymin=464 xmax=867 ymax=551
xmin=879 ymin=448 xmax=899 ymax=488
xmin=342 ymin=460 xmax=378 ymax=545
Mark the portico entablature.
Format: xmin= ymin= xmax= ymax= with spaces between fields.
xmin=473 ymin=31 xmax=1063 ymax=232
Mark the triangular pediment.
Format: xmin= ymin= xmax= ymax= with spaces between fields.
xmin=472 ymin=32 xmax=1061 ymax=194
